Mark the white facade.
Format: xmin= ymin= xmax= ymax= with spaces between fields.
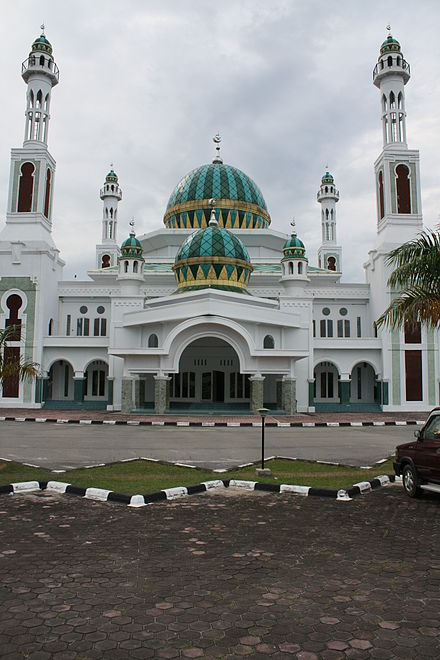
xmin=0 ymin=31 xmax=437 ymax=414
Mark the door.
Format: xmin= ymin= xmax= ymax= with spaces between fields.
xmin=213 ymin=371 xmax=225 ymax=402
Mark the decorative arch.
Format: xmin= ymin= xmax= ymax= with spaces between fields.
xmin=148 ymin=333 xmax=159 ymax=348
xmin=17 ymin=162 xmax=35 ymax=212
xmin=396 ymin=164 xmax=411 ymax=213
xmin=263 ymin=334 xmax=275 ymax=349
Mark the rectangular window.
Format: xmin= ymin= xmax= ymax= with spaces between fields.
xmin=64 ymin=364 xmax=69 ymax=397
xmin=175 ymin=373 xmax=180 ymax=398
xmin=92 ymin=370 xmax=98 ymax=396
xmin=230 ymin=372 xmax=235 ymax=398
xmin=404 ymin=321 xmax=421 ymax=344
xmin=320 ymin=319 xmax=326 ymax=338
xmin=66 ymin=314 xmax=71 ymax=336
xmin=357 ymin=367 xmax=362 ymax=400
xmin=101 ymin=318 xmax=107 ymax=336
xmin=327 ymin=320 xmax=333 ymax=338
xmin=405 ymin=350 xmax=422 ymax=401
xmin=357 ymin=317 xmax=362 ymax=337
xmin=99 ymin=370 xmax=105 ymax=396
xmin=94 ymin=318 xmax=100 ymax=336
xmin=76 ymin=318 xmax=83 ymax=336
xmin=345 ymin=320 xmax=350 ymax=337
xmin=312 ymin=320 xmax=316 ymax=337
xmin=202 ymin=372 xmax=211 ymax=400
xmin=83 ymin=318 xmax=89 ymax=336
xmin=321 ymin=372 xmax=327 ymax=398
xmin=327 ymin=372 xmax=334 ymax=398
xmin=237 ymin=374 xmax=243 ymax=398
xmin=245 ymin=375 xmax=250 ymax=399
xmin=182 ymin=372 xmax=188 ymax=398
xmin=189 ymin=372 xmax=195 ymax=398
xmin=337 ymin=320 xmax=343 ymax=338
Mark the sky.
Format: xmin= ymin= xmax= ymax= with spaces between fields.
xmin=1 ymin=0 xmax=440 ymax=282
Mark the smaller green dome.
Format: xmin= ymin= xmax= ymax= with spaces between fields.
xmin=321 ymin=171 xmax=334 ymax=185
xmin=31 ymin=33 xmax=53 ymax=55
xmin=106 ymin=169 xmax=118 ymax=183
xmin=121 ymin=231 xmax=143 ymax=258
xmin=282 ymin=231 xmax=306 ymax=260
xmin=380 ymin=34 xmax=401 ymax=55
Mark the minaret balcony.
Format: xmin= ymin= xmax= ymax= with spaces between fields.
xmin=317 ymin=189 xmax=339 ymax=202
xmin=22 ymin=56 xmax=59 ymax=85
xmin=100 ymin=186 xmax=122 ymax=200
xmin=373 ymin=59 xmax=410 ymax=86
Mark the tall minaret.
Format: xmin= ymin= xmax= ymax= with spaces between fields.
xmin=96 ymin=167 xmax=122 ymax=269
xmin=372 ymin=29 xmax=422 ymax=246
xmin=317 ymin=170 xmax=342 ymax=272
xmin=1 ymin=27 xmax=59 ymax=243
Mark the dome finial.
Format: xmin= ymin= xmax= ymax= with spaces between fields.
xmin=129 ymin=218 xmax=136 ymax=236
xmin=40 ymin=22 xmax=45 ymax=36
xmin=212 ymin=133 xmax=223 ymax=164
xmin=386 ymin=23 xmax=391 ymax=36
xmin=290 ymin=217 xmax=296 ymax=235
xmin=208 ymin=198 xmax=218 ymax=226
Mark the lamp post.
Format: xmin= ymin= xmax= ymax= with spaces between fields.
xmin=256 ymin=407 xmax=271 ymax=476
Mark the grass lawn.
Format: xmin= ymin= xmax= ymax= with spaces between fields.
xmin=0 ymin=457 xmax=396 ymax=494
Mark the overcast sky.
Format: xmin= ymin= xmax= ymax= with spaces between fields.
xmin=2 ymin=0 xmax=440 ymax=282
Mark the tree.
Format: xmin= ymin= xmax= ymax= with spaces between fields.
xmin=376 ymin=228 xmax=440 ymax=330
xmin=0 ymin=324 xmax=39 ymax=392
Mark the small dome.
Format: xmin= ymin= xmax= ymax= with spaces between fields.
xmin=164 ymin=162 xmax=270 ymax=230
xmin=121 ymin=231 xmax=143 ymax=258
xmin=31 ymin=33 xmax=53 ymax=55
xmin=173 ymin=223 xmax=253 ymax=293
xmin=282 ymin=233 xmax=306 ymax=260
xmin=106 ymin=169 xmax=118 ymax=183
xmin=380 ymin=34 xmax=401 ymax=55
xmin=321 ymin=171 xmax=334 ymax=185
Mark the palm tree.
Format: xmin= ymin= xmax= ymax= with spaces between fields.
xmin=376 ymin=228 xmax=440 ymax=330
xmin=0 ymin=324 xmax=39 ymax=391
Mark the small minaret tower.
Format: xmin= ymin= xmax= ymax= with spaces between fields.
xmin=317 ymin=170 xmax=342 ymax=272
xmin=117 ymin=221 xmax=145 ymax=294
xmin=372 ymin=28 xmax=422 ymax=245
xmin=96 ymin=167 xmax=122 ymax=269
xmin=1 ymin=26 xmax=60 ymax=243
xmin=280 ymin=220 xmax=309 ymax=286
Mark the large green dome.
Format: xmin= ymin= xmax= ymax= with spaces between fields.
xmin=164 ymin=162 xmax=270 ymax=230
xmin=173 ymin=220 xmax=253 ymax=293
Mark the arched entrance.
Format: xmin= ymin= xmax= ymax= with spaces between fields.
xmin=170 ymin=337 xmax=250 ymax=412
xmin=350 ymin=362 xmax=380 ymax=408
xmin=44 ymin=360 xmax=74 ymax=406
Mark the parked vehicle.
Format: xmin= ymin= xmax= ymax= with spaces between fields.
xmin=394 ymin=410 xmax=440 ymax=497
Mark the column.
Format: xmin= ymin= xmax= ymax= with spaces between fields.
xmin=134 ymin=378 xmax=141 ymax=409
xmin=282 ymin=377 xmax=297 ymax=416
xmin=339 ymin=374 xmax=351 ymax=406
xmin=121 ymin=377 xmax=134 ymax=414
xmin=308 ymin=378 xmax=315 ymax=409
xmin=154 ymin=375 xmax=171 ymax=415
xmin=249 ymin=375 xmax=265 ymax=414
xmin=73 ymin=372 xmax=85 ymax=404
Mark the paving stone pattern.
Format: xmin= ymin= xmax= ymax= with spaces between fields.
xmin=0 ymin=488 xmax=439 ymax=659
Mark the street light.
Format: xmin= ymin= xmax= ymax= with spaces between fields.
xmin=256 ymin=407 xmax=271 ymax=476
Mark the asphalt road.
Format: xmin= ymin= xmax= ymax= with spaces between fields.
xmin=0 ymin=421 xmax=416 ymax=470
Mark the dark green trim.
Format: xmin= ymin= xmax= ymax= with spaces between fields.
xmin=308 ymin=381 xmax=315 ymax=406
xmin=73 ymin=378 xmax=85 ymax=403
xmin=107 ymin=379 xmax=114 ymax=405
xmin=339 ymin=380 xmax=350 ymax=404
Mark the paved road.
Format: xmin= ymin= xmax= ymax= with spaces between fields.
xmin=1 ymin=487 xmax=439 ymax=658
xmin=0 ymin=421 xmax=415 ymax=470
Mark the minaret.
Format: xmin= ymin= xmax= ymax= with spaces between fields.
xmin=117 ymin=221 xmax=145 ymax=294
xmin=317 ymin=170 xmax=342 ymax=272
xmin=1 ymin=27 xmax=59 ymax=243
xmin=280 ymin=220 xmax=309 ymax=285
xmin=372 ymin=29 xmax=422 ymax=245
xmin=96 ymin=167 xmax=122 ymax=269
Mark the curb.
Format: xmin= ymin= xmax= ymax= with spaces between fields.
xmin=1 ymin=474 xmax=397 ymax=507
xmin=0 ymin=415 xmax=426 ymax=428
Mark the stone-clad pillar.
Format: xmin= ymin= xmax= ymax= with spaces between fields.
xmin=154 ymin=375 xmax=171 ymax=414
xmin=134 ymin=378 xmax=141 ymax=409
xmin=249 ymin=375 xmax=265 ymax=414
xmin=121 ymin=378 xmax=134 ymax=414
xmin=282 ymin=377 xmax=297 ymax=415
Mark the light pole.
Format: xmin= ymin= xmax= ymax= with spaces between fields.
xmin=256 ymin=407 xmax=271 ymax=476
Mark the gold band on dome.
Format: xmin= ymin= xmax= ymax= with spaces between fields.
xmin=163 ymin=198 xmax=271 ymax=225
xmin=172 ymin=256 xmax=253 ymax=271
xmin=176 ymin=278 xmax=249 ymax=291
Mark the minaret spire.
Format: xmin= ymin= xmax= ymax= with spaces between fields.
xmin=96 ymin=166 xmax=122 ymax=269
xmin=317 ymin=170 xmax=342 ymax=272
xmin=212 ymin=133 xmax=223 ymax=164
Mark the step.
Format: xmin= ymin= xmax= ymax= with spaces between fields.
xmin=420 ymin=483 xmax=440 ymax=494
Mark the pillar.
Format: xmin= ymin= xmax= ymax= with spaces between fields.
xmin=382 ymin=380 xmax=389 ymax=406
xmin=308 ymin=379 xmax=315 ymax=407
xmin=121 ymin=377 xmax=134 ymax=414
xmin=154 ymin=375 xmax=171 ymax=415
xmin=107 ymin=378 xmax=114 ymax=405
xmin=282 ymin=377 xmax=297 ymax=415
xmin=73 ymin=377 xmax=85 ymax=403
xmin=339 ymin=375 xmax=351 ymax=406
xmin=134 ymin=378 xmax=141 ymax=409
xmin=249 ymin=375 xmax=265 ymax=414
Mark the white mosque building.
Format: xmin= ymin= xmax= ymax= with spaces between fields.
xmin=0 ymin=30 xmax=435 ymax=414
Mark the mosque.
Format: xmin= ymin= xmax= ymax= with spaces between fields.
xmin=0 ymin=30 xmax=434 ymax=414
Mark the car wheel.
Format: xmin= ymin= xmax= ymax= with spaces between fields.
xmin=402 ymin=464 xmax=421 ymax=498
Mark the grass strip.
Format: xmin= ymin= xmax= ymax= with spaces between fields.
xmin=0 ymin=457 xmax=395 ymax=494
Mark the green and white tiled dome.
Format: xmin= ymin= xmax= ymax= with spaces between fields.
xmin=31 ymin=32 xmax=53 ymax=55
xmin=164 ymin=162 xmax=270 ymax=230
xmin=282 ymin=230 xmax=306 ymax=259
xmin=380 ymin=34 xmax=401 ymax=55
xmin=173 ymin=216 xmax=253 ymax=293
xmin=121 ymin=230 xmax=143 ymax=258
xmin=321 ymin=171 xmax=334 ymax=185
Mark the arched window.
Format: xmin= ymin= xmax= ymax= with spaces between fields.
xmin=378 ymin=170 xmax=385 ymax=219
xmin=110 ymin=208 xmax=113 ymax=218
xmin=124 ymin=260 xmax=129 ymax=273
xmin=101 ymin=254 xmax=111 ymax=268
xmin=327 ymin=256 xmax=336 ymax=271
xmin=48 ymin=318 xmax=53 ymax=336
xmin=148 ymin=333 xmax=159 ymax=348
xmin=325 ymin=186 xmax=328 ymax=193
xmin=17 ymin=162 xmax=34 ymax=212
xmin=44 ymin=169 xmax=51 ymax=218
xmin=396 ymin=164 xmax=411 ymax=213
xmin=389 ymin=91 xmax=396 ymax=109
xmin=39 ymin=55 xmax=45 ymax=66
xmin=387 ymin=55 xmax=393 ymax=67
xmin=288 ymin=262 xmax=293 ymax=275
xmin=111 ymin=185 xmax=114 ymax=192
xmin=133 ymin=261 xmax=138 ymax=273
xmin=263 ymin=335 xmax=275 ymax=349
xmin=380 ymin=59 xmax=384 ymax=70
xmin=298 ymin=262 xmax=303 ymax=275
xmin=3 ymin=294 xmax=23 ymax=398
xmin=397 ymin=56 xmax=401 ymax=66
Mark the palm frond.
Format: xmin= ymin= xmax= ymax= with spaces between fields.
xmin=376 ymin=284 xmax=440 ymax=329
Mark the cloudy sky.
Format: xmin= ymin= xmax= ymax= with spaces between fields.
xmin=1 ymin=0 xmax=440 ymax=282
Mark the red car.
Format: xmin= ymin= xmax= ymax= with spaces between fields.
xmin=394 ymin=410 xmax=440 ymax=497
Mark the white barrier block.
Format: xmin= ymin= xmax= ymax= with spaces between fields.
xmin=280 ymin=484 xmax=309 ymax=496
xmin=353 ymin=481 xmax=372 ymax=492
xmin=85 ymin=488 xmax=111 ymax=501
xmin=376 ymin=475 xmax=390 ymax=486
xmin=79 ymin=420 xmax=92 ymax=425
xmin=229 ymin=480 xmax=256 ymax=490
xmin=127 ymin=420 xmax=140 ymax=425
xmin=35 ymin=418 xmax=47 ymax=423
xmin=202 ymin=480 xmax=225 ymax=489
xmin=46 ymin=481 xmax=71 ymax=493
xmin=12 ymin=481 xmax=40 ymax=492
xmin=163 ymin=486 xmax=188 ymax=500
xmin=129 ymin=495 xmax=147 ymax=507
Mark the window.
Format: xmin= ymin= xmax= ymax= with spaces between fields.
xmin=320 ymin=372 xmax=334 ymax=398
xmin=17 ymin=162 xmax=35 ymax=212
xmin=97 ymin=306 xmax=105 ymax=314
xmin=337 ymin=319 xmax=350 ymax=337
xmin=64 ymin=365 xmax=70 ymax=398
xmin=5 ymin=294 xmax=23 ymax=340
xmin=396 ymin=164 xmax=411 ymax=213
xmin=93 ymin=318 xmax=107 ymax=336
xmin=357 ymin=317 xmax=362 ymax=338
xmin=230 ymin=373 xmax=250 ymax=399
xmin=263 ymin=335 xmax=275 ymax=349
xmin=339 ymin=307 xmax=348 ymax=316
xmin=48 ymin=319 xmax=53 ymax=336
xmin=44 ymin=169 xmax=51 ymax=218
xmin=322 ymin=307 xmax=330 ymax=316
xmin=171 ymin=372 xmax=195 ymax=398
xmin=320 ymin=319 xmax=333 ymax=338
xmin=378 ymin=171 xmax=384 ymax=219
xmin=148 ymin=333 xmax=159 ymax=348
xmin=77 ymin=318 xmax=89 ymax=336
xmin=405 ymin=351 xmax=422 ymax=401
xmin=80 ymin=305 xmax=88 ymax=314
xmin=312 ymin=320 xmax=316 ymax=337
xmin=297 ymin=262 xmax=303 ymax=275
xmin=101 ymin=254 xmax=111 ymax=268
xmin=91 ymin=369 xmax=106 ymax=396
xmin=404 ymin=321 xmax=421 ymax=344
xmin=357 ymin=367 xmax=362 ymax=400
xmin=327 ymin=256 xmax=336 ymax=271
xmin=66 ymin=314 xmax=71 ymax=336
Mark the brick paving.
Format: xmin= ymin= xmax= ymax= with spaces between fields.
xmin=1 ymin=487 xmax=439 ymax=658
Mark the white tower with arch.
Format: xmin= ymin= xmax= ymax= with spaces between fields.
xmin=96 ymin=168 xmax=122 ymax=269
xmin=317 ymin=171 xmax=342 ymax=272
